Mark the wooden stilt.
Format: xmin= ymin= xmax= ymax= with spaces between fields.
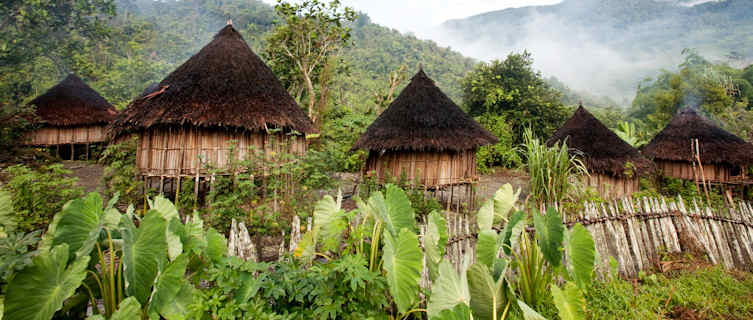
xmin=85 ymin=143 xmax=90 ymax=161
xmin=160 ymin=176 xmax=165 ymax=195
xmin=175 ymin=176 xmax=181 ymax=209
xmin=71 ymin=144 xmax=75 ymax=161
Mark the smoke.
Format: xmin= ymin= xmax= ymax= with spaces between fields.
xmin=420 ymin=1 xmax=727 ymax=106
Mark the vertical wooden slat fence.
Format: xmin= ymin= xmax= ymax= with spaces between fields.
xmin=228 ymin=195 xmax=753 ymax=282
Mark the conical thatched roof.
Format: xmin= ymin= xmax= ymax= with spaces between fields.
xmin=28 ymin=74 xmax=118 ymax=126
xmin=352 ymin=69 xmax=497 ymax=152
xmin=547 ymin=106 xmax=653 ymax=177
xmin=643 ymin=107 xmax=753 ymax=166
xmin=109 ymin=25 xmax=315 ymax=138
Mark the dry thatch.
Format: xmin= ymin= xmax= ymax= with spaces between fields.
xmin=643 ymin=107 xmax=753 ymax=166
xmin=109 ymin=25 xmax=315 ymax=138
xmin=547 ymin=106 xmax=654 ymax=177
xmin=28 ymin=74 xmax=117 ymax=126
xmin=352 ymin=69 xmax=497 ymax=152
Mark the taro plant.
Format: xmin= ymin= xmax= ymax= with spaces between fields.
xmin=427 ymin=184 xmax=596 ymax=320
xmin=2 ymin=192 xmax=226 ymax=320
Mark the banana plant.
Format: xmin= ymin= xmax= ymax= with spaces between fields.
xmin=3 ymin=192 xmax=226 ymax=320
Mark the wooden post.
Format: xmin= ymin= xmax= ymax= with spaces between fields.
xmin=71 ymin=144 xmax=75 ymax=161
xmin=85 ymin=143 xmax=90 ymax=161
xmin=160 ymin=176 xmax=165 ymax=195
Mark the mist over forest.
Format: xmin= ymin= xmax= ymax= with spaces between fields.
xmin=431 ymin=0 xmax=753 ymax=105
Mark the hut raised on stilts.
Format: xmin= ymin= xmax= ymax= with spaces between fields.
xmin=643 ymin=107 xmax=753 ymax=187
xmin=352 ymin=68 xmax=498 ymax=210
xmin=108 ymin=24 xmax=316 ymax=196
xmin=547 ymin=105 xmax=654 ymax=199
xmin=25 ymin=74 xmax=118 ymax=160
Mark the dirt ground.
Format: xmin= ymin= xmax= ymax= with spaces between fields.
xmin=62 ymin=161 xmax=105 ymax=193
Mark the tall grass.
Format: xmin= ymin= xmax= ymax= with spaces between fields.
xmin=523 ymin=128 xmax=588 ymax=205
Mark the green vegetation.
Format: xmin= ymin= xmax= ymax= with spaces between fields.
xmin=462 ymin=52 xmax=569 ymax=146
xmin=2 ymin=164 xmax=83 ymax=233
xmin=587 ymin=266 xmax=753 ymax=319
xmin=522 ymin=129 xmax=587 ymax=205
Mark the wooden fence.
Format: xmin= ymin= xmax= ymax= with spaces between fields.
xmin=228 ymin=195 xmax=753 ymax=279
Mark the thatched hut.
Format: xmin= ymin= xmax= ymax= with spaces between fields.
xmin=25 ymin=74 xmax=118 ymax=160
xmin=547 ymin=106 xmax=654 ymax=199
xmin=109 ymin=25 xmax=315 ymax=181
xmin=643 ymin=108 xmax=753 ymax=184
xmin=352 ymin=69 xmax=497 ymax=207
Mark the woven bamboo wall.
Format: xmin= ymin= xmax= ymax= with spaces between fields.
xmin=25 ymin=125 xmax=107 ymax=145
xmin=657 ymin=160 xmax=732 ymax=183
xmin=135 ymin=126 xmax=306 ymax=177
xmin=584 ymin=174 xmax=640 ymax=199
xmin=364 ymin=149 xmax=477 ymax=187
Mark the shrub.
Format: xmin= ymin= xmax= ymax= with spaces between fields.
xmin=3 ymin=164 xmax=83 ymax=233
xmin=100 ymin=136 xmax=144 ymax=207
xmin=475 ymin=114 xmax=522 ymax=173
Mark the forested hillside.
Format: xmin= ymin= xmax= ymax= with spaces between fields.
xmin=436 ymin=0 xmax=753 ymax=102
xmin=0 ymin=0 xmax=475 ymax=111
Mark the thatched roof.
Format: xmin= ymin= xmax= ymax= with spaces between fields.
xmin=109 ymin=25 xmax=315 ymax=138
xmin=28 ymin=74 xmax=117 ymax=126
xmin=643 ymin=107 xmax=753 ymax=166
xmin=352 ymin=69 xmax=497 ymax=152
xmin=547 ymin=106 xmax=654 ymax=177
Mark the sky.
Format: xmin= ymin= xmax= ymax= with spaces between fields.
xmin=259 ymin=0 xmax=563 ymax=34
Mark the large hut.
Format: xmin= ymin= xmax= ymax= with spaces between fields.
xmin=643 ymin=107 xmax=753 ymax=185
xmin=109 ymin=24 xmax=315 ymax=185
xmin=352 ymin=69 xmax=497 ymax=208
xmin=25 ymin=74 xmax=118 ymax=159
xmin=547 ymin=106 xmax=654 ymax=199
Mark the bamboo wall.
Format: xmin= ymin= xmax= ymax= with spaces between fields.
xmin=25 ymin=125 xmax=107 ymax=146
xmin=657 ymin=160 xmax=733 ymax=183
xmin=583 ymin=174 xmax=640 ymax=199
xmin=364 ymin=149 xmax=477 ymax=187
xmin=135 ymin=126 xmax=307 ymax=177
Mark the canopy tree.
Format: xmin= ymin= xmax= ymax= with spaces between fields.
xmin=461 ymin=51 xmax=569 ymax=145
xmin=264 ymin=0 xmax=356 ymax=125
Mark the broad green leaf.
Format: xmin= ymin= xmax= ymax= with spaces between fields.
xmin=166 ymin=218 xmax=184 ymax=261
xmin=371 ymin=185 xmax=415 ymax=238
xmin=551 ymin=282 xmax=586 ymax=320
xmin=205 ymin=228 xmax=227 ymax=263
xmin=4 ymin=244 xmax=90 ymax=320
xmin=491 ymin=258 xmax=508 ymax=283
xmin=517 ymin=300 xmax=547 ymax=320
xmin=149 ymin=196 xmax=179 ymax=221
xmin=313 ymin=195 xmax=340 ymax=230
xmin=181 ymin=213 xmax=207 ymax=255
xmin=476 ymin=229 xmax=499 ymax=269
xmin=86 ymin=297 xmax=142 ymax=320
xmin=121 ymin=210 xmax=167 ymax=306
xmin=425 ymin=210 xmax=448 ymax=281
xmin=493 ymin=184 xmax=520 ymax=221
xmin=159 ymin=281 xmax=194 ymax=320
xmin=476 ymin=199 xmax=494 ymax=232
xmin=382 ymin=228 xmax=422 ymax=314
xmin=148 ymin=254 xmax=189 ymax=319
xmin=533 ymin=208 xmax=564 ymax=267
xmin=52 ymin=192 xmax=108 ymax=258
xmin=234 ymin=271 xmax=262 ymax=304
xmin=467 ymin=263 xmax=506 ymax=320
xmin=566 ymin=224 xmax=595 ymax=289
xmin=150 ymin=196 xmax=182 ymax=261
xmin=0 ymin=188 xmax=17 ymax=234
xmin=431 ymin=303 xmax=471 ymax=320
xmin=0 ymin=295 xmax=4 ymax=320
xmin=427 ymin=260 xmax=470 ymax=318
xmin=500 ymin=211 xmax=525 ymax=255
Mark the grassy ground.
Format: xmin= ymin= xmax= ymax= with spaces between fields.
xmin=585 ymin=265 xmax=753 ymax=319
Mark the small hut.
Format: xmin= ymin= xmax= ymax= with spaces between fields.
xmin=547 ymin=106 xmax=654 ymax=199
xmin=352 ymin=69 xmax=497 ymax=208
xmin=25 ymin=74 xmax=118 ymax=160
xmin=109 ymin=25 xmax=315 ymax=186
xmin=643 ymin=107 xmax=753 ymax=185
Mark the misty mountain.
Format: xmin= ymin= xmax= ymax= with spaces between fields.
xmin=435 ymin=0 xmax=753 ymax=104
